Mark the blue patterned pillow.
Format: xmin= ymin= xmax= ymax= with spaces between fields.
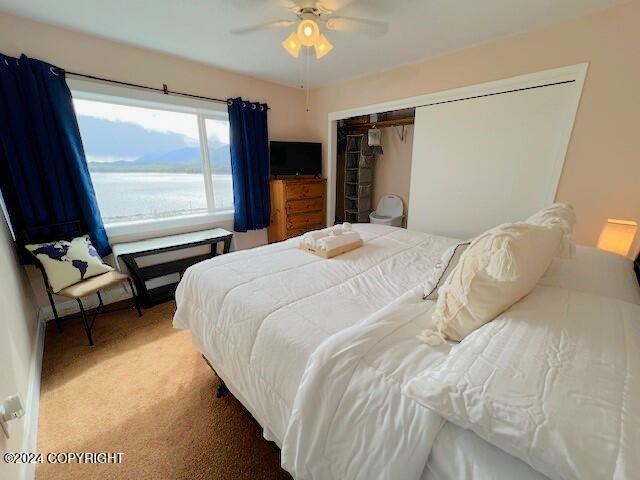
xmin=26 ymin=235 xmax=113 ymax=293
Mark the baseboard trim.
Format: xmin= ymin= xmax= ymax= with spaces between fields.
xmin=20 ymin=318 xmax=45 ymax=480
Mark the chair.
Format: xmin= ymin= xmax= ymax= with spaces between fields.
xmin=24 ymin=221 xmax=142 ymax=346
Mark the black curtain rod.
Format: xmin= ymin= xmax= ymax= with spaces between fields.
xmin=414 ymin=79 xmax=575 ymax=110
xmin=63 ymin=70 xmax=270 ymax=109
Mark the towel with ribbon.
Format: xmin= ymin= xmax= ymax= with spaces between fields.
xmin=301 ymin=223 xmax=353 ymax=248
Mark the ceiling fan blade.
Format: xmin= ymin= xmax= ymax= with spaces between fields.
xmin=324 ymin=16 xmax=388 ymax=35
xmin=230 ymin=20 xmax=295 ymax=35
xmin=280 ymin=0 xmax=303 ymax=11
xmin=316 ymin=0 xmax=356 ymax=14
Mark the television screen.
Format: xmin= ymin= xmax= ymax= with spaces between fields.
xmin=270 ymin=141 xmax=321 ymax=176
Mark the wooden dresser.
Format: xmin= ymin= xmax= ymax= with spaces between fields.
xmin=268 ymin=178 xmax=326 ymax=243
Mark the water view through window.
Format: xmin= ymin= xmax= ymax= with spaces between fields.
xmin=73 ymin=97 xmax=233 ymax=224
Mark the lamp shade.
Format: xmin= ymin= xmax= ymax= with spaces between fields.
xmin=314 ymin=34 xmax=334 ymax=59
xmin=282 ymin=32 xmax=302 ymax=58
xmin=597 ymin=219 xmax=637 ymax=256
xmin=297 ymin=19 xmax=320 ymax=47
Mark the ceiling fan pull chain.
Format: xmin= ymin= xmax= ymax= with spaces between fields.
xmin=305 ymin=46 xmax=311 ymax=112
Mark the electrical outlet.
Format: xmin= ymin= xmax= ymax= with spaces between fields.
xmin=1 ymin=394 xmax=25 ymax=439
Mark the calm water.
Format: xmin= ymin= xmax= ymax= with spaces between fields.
xmin=90 ymin=172 xmax=233 ymax=223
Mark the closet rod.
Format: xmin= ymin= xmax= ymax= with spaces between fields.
xmin=414 ymin=79 xmax=575 ymax=110
xmin=59 ymin=69 xmax=270 ymax=109
xmin=343 ymin=117 xmax=415 ymax=130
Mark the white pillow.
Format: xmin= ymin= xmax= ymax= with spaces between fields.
xmin=406 ymin=286 xmax=640 ymax=480
xmin=539 ymin=245 xmax=640 ymax=304
xmin=26 ymin=235 xmax=113 ymax=293
xmin=419 ymin=223 xmax=562 ymax=345
xmin=526 ymin=203 xmax=576 ymax=258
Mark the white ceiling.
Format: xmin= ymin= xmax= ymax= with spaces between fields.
xmin=0 ymin=0 xmax=627 ymax=88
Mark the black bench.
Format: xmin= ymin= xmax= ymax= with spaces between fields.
xmin=113 ymin=228 xmax=233 ymax=308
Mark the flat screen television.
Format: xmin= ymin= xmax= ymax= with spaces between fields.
xmin=270 ymin=141 xmax=321 ymax=177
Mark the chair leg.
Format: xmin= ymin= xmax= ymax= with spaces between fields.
xmin=96 ymin=290 xmax=105 ymax=313
xmin=47 ymin=291 xmax=62 ymax=334
xmin=127 ymin=278 xmax=142 ymax=317
xmin=76 ymin=299 xmax=94 ymax=347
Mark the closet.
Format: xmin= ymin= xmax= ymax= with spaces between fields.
xmin=335 ymin=110 xmax=415 ymax=224
xmin=330 ymin=66 xmax=585 ymax=237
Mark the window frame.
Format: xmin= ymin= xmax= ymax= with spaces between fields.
xmin=68 ymin=78 xmax=233 ymax=242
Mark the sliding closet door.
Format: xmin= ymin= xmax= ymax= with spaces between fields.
xmin=407 ymin=81 xmax=578 ymax=239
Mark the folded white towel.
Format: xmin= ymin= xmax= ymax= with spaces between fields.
xmin=317 ymin=231 xmax=361 ymax=251
xmin=301 ymin=224 xmax=356 ymax=248
xmin=301 ymin=229 xmax=329 ymax=247
xmin=328 ymin=223 xmax=354 ymax=236
xmin=328 ymin=226 xmax=343 ymax=236
xmin=304 ymin=230 xmax=329 ymax=242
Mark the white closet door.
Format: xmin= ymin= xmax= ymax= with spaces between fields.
xmin=407 ymin=82 xmax=578 ymax=239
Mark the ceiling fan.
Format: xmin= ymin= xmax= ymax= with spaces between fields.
xmin=230 ymin=0 xmax=389 ymax=59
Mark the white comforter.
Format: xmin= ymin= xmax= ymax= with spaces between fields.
xmin=281 ymin=287 xmax=448 ymax=479
xmin=282 ymin=283 xmax=640 ymax=480
xmin=174 ymin=224 xmax=458 ymax=442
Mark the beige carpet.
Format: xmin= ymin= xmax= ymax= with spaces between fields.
xmin=36 ymin=301 xmax=292 ymax=480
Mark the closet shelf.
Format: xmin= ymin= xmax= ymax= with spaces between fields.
xmin=343 ymin=133 xmax=377 ymax=223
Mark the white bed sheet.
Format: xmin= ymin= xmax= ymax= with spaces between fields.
xmin=424 ymin=422 xmax=548 ymax=480
xmin=173 ymin=224 xmax=458 ymax=443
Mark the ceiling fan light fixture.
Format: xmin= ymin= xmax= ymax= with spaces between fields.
xmin=314 ymin=34 xmax=333 ymax=59
xmin=297 ymin=19 xmax=320 ymax=46
xmin=282 ymin=31 xmax=302 ymax=58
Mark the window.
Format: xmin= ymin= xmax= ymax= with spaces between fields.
xmin=72 ymin=93 xmax=232 ymax=226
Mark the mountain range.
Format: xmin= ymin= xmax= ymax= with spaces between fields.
xmin=87 ymin=145 xmax=231 ymax=174
xmin=79 ymin=115 xmax=231 ymax=174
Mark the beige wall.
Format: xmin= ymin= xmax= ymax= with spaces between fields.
xmin=373 ymin=126 xmax=414 ymax=225
xmin=0 ymin=205 xmax=38 ymax=480
xmin=307 ymin=0 xmax=640 ymax=255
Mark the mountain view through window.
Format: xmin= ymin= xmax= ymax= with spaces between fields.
xmin=73 ymin=97 xmax=233 ymax=224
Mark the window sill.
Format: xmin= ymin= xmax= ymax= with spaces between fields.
xmin=105 ymin=210 xmax=234 ymax=245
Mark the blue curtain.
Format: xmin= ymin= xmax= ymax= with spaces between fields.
xmin=227 ymin=97 xmax=270 ymax=232
xmin=0 ymin=54 xmax=110 ymax=257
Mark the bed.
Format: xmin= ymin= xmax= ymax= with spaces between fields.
xmin=174 ymin=224 xmax=457 ymax=442
xmin=173 ymin=224 xmax=640 ymax=480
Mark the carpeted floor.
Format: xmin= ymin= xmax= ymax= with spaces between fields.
xmin=36 ymin=301 xmax=292 ymax=480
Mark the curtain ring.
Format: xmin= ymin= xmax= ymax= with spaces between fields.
xmin=227 ymin=99 xmax=233 ymax=106
xmin=241 ymin=102 xmax=246 ymax=107
xmin=251 ymin=104 xmax=256 ymax=110
xmin=3 ymin=58 xmax=9 ymax=66
xmin=50 ymin=66 xmax=61 ymax=76
xmin=260 ymin=105 xmax=264 ymax=111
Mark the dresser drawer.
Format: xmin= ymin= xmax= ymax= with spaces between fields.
xmin=287 ymin=211 xmax=325 ymax=230
xmin=286 ymin=197 xmax=323 ymax=215
xmin=285 ymin=181 xmax=324 ymax=200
